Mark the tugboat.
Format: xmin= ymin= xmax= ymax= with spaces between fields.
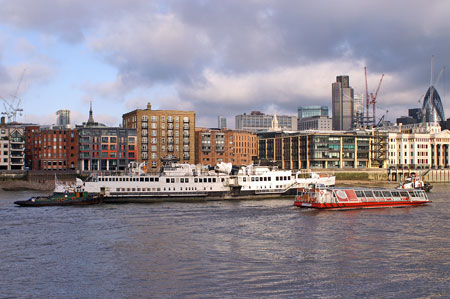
xmin=14 ymin=191 xmax=103 ymax=207
xmin=397 ymin=175 xmax=432 ymax=192
xmin=294 ymin=184 xmax=430 ymax=210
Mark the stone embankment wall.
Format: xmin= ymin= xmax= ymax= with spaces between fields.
xmin=0 ymin=170 xmax=77 ymax=191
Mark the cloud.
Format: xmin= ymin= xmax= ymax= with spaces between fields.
xmin=1 ymin=0 xmax=450 ymax=127
xmin=0 ymin=63 xmax=53 ymax=101
xmin=0 ymin=0 xmax=152 ymax=43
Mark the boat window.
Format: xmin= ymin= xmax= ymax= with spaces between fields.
xmin=391 ymin=191 xmax=401 ymax=197
xmin=221 ymin=178 xmax=224 ymax=182
xmin=268 ymin=177 xmax=271 ymax=181
xmin=127 ymin=188 xmax=130 ymax=191
xmin=137 ymin=188 xmax=140 ymax=191
xmin=185 ymin=178 xmax=189 ymax=183
xmin=243 ymin=177 xmax=246 ymax=182
xmin=276 ymin=176 xmax=279 ymax=181
xmin=213 ymin=178 xmax=216 ymax=183
xmin=157 ymin=188 xmax=160 ymax=191
xmin=166 ymin=178 xmax=170 ymax=183
xmin=155 ymin=178 xmax=159 ymax=182
xmin=150 ymin=177 xmax=154 ymax=182
xmin=260 ymin=177 xmax=263 ymax=181
xmin=145 ymin=178 xmax=149 ymax=182
xmin=194 ymin=178 xmax=198 ymax=183
xmin=382 ymin=191 xmax=391 ymax=197
xmin=132 ymin=188 xmax=136 ymax=191
xmin=400 ymin=191 xmax=409 ymax=197
xmin=208 ymin=178 xmax=212 ymax=183
xmin=180 ymin=178 xmax=184 ymax=183
xmin=255 ymin=177 xmax=259 ymax=181
xmin=373 ymin=191 xmax=383 ymax=198
xmin=364 ymin=191 xmax=374 ymax=198
xmin=199 ymin=178 xmax=202 ymax=183
xmin=355 ymin=190 xmax=365 ymax=197
xmin=140 ymin=178 xmax=144 ymax=182
xmin=171 ymin=178 xmax=175 ymax=183
xmin=251 ymin=177 xmax=255 ymax=181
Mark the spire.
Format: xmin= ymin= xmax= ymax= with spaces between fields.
xmin=87 ymin=101 xmax=95 ymax=124
xmin=272 ymin=112 xmax=279 ymax=131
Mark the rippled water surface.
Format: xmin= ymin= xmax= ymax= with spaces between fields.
xmin=1 ymin=185 xmax=449 ymax=298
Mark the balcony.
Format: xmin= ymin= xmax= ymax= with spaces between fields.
xmin=183 ymin=131 xmax=190 ymax=137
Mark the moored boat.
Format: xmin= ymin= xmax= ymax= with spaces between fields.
xmin=397 ymin=175 xmax=432 ymax=192
xmin=14 ymin=191 xmax=103 ymax=207
xmin=55 ymin=161 xmax=335 ymax=201
xmin=294 ymin=185 xmax=430 ymax=210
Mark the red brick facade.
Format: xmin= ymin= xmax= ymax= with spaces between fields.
xmin=25 ymin=126 xmax=79 ymax=170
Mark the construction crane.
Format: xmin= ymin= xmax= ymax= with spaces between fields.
xmin=364 ymin=66 xmax=384 ymax=127
xmin=1 ymin=69 xmax=25 ymax=123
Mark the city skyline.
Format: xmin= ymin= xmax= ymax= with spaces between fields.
xmin=0 ymin=1 xmax=449 ymax=128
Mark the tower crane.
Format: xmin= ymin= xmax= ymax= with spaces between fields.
xmin=364 ymin=66 xmax=384 ymax=126
xmin=1 ymin=69 xmax=25 ymax=123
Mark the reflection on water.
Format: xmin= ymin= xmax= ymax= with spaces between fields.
xmin=0 ymin=185 xmax=449 ymax=298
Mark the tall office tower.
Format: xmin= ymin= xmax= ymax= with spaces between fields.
xmin=297 ymin=106 xmax=328 ymax=120
xmin=352 ymin=94 xmax=364 ymax=128
xmin=56 ymin=109 xmax=71 ymax=128
xmin=332 ymin=76 xmax=354 ymax=131
xmin=218 ymin=116 xmax=227 ymax=129
xmin=122 ymin=102 xmax=195 ymax=170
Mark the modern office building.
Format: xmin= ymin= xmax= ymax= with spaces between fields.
xmin=258 ymin=130 xmax=374 ymax=170
xmin=298 ymin=115 xmax=332 ymax=131
xmin=25 ymin=125 xmax=78 ymax=171
xmin=218 ymin=116 xmax=227 ymax=129
xmin=297 ymin=106 xmax=328 ymax=120
xmin=0 ymin=117 xmax=25 ymax=170
xmin=396 ymin=108 xmax=423 ymax=125
xmin=352 ymin=94 xmax=364 ymax=128
xmin=56 ymin=109 xmax=71 ymax=128
xmin=122 ymin=102 xmax=195 ymax=170
xmin=235 ymin=111 xmax=297 ymax=132
xmin=76 ymin=105 xmax=137 ymax=172
xmin=195 ymin=128 xmax=257 ymax=166
xmin=332 ymin=75 xmax=354 ymax=131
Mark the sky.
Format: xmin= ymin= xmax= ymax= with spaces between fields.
xmin=0 ymin=0 xmax=449 ymax=129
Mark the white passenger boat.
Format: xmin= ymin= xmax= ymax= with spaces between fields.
xmin=55 ymin=162 xmax=335 ymax=202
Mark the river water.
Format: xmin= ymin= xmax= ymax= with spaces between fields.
xmin=0 ymin=185 xmax=449 ymax=298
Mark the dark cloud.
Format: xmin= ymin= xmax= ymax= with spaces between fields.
xmin=1 ymin=0 xmax=449 ymax=126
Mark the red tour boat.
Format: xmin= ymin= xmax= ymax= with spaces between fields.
xmin=294 ymin=185 xmax=430 ymax=210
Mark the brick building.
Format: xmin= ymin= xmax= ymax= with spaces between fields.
xmin=122 ymin=102 xmax=195 ymax=170
xmin=195 ymin=128 xmax=257 ymax=166
xmin=25 ymin=125 xmax=78 ymax=171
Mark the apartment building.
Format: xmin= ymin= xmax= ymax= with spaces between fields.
xmin=195 ymin=128 xmax=257 ymax=166
xmin=122 ymin=102 xmax=195 ymax=170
